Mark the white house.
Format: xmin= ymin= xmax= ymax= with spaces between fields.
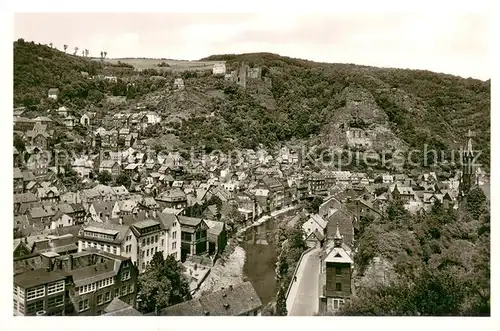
xmin=212 ymin=63 xmax=226 ymax=75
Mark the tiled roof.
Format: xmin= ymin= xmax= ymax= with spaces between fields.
xmin=177 ymin=216 xmax=204 ymax=227
xmin=160 ymin=281 xmax=262 ymax=316
xmin=103 ymin=299 xmax=142 ymax=316
xmin=14 ymin=269 xmax=67 ymax=288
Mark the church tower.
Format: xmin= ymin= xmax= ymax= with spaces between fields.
xmin=459 ymin=129 xmax=475 ymax=196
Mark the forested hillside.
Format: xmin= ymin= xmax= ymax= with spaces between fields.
xmin=14 ymin=42 xmax=490 ymax=169
xmin=336 ymin=187 xmax=490 ymax=316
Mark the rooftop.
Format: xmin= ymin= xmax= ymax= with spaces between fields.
xmin=14 ymin=269 xmax=66 ymax=288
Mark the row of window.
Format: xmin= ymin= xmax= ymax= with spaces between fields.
xmin=141 ymin=246 xmax=160 ymax=259
xmin=78 ymin=284 xmax=134 ymax=312
xmin=78 ymin=276 xmax=114 ymax=295
xmin=82 ymin=241 xmax=118 ymax=255
xmin=26 ymin=285 xmax=45 ymax=301
xmin=141 ymin=234 xmax=159 ymax=247
xmin=47 ymin=281 xmax=65 ymax=295
xmin=84 ymin=231 xmax=115 ymax=241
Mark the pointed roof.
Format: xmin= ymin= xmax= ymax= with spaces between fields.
xmin=333 ymin=222 xmax=343 ymax=247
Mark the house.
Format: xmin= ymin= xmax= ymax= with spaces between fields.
xmin=173 ymin=78 xmax=185 ymax=89
xmin=103 ymin=298 xmax=142 ymax=316
xmin=31 ymin=234 xmax=79 ymax=255
xmin=99 ymin=160 xmax=121 ymax=178
xmin=127 ymin=219 xmax=167 ymax=272
xmin=13 ymin=238 xmax=32 ymax=258
xmin=72 ymin=158 xmax=94 ymax=179
xmin=302 ymin=214 xmax=328 ymax=244
xmin=318 ymin=224 xmax=354 ymax=314
xmin=155 ymin=189 xmax=188 ymax=210
xmin=157 ymin=212 xmax=182 ymax=261
xmin=212 ymin=63 xmax=226 ymax=75
xmin=77 ymin=222 xmax=130 ymax=256
xmin=160 ymin=281 xmax=262 ymax=316
xmin=50 ymin=212 xmax=74 ymax=230
xmin=204 ymin=220 xmax=227 ymax=255
xmin=56 ymin=106 xmax=69 ymax=117
xmin=326 ymin=208 xmax=355 ymax=248
xmin=48 ymin=88 xmax=60 ymax=100
xmin=80 ymin=112 xmax=94 ymax=127
xmin=64 ymin=115 xmax=76 ymax=129
xmin=14 ymin=250 xmax=138 ymax=316
xmin=306 ymin=230 xmax=325 ymax=249
xmin=14 ymin=167 xmax=24 ymax=194
xmin=37 ymin=186 xmax=60 ymax=203
xmin=89 ymin=201 xmax=121 ymax=222
xmin=177 ymin=216 xmax=209 ymax=260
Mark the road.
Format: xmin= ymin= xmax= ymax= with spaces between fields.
xmin=287 ymin=248 xmax=321 ymax=316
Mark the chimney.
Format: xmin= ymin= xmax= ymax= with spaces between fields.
xmin=68 ymin=254 xmax=74 ymax=271
xmin=222 ymin=293 xmax=227 ymax=298
xmin=203 ymin=311 xmax=210 ymax=316
xmin=223 ymin=303 xmax=230 ymax=309
xmin=229 ymin=285 xmax=233 ymax=291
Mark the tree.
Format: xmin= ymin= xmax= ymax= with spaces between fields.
xmin=74 ymin=47 xmax=79 ymax=56
xmin=275 ymin=286 xmax=288 ymax=316
xmin=100 ymin=51 xmax=103 ymax=60
xmin=63 ymin=44 xmax=68 ymax=53
xmin=49 ymin=42 xmax=53 ymax=48
xmin=307 ymin=196 xmax=324 ymax=213
xmin=97 ymin=171 xmax=112 ymax=185
xmin=137 ymin=253 xmax=191 ymax=314
xmin=116 ymin=173 xmax=131 ymax=188
xmin=104 ymin=51 xmax=107 ymax=59
xmin=85 ymin=49 xmax=89 ymax=57
xmin=14 ymin=134 xmax=25 ymax=153
xmin=465 ymin=186 xmax=487 ymax=220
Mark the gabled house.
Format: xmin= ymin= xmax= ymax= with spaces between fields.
xmin=48 ymin=88 xmax=60 ymax=100
xmin=89 ymin=201 xmax=121 ymax=223
xmin=99 ymin=160 xmax=121 ymax=178
xmin=177 ymin=216 xmax=209 ymax=260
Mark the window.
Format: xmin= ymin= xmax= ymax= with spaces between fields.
xmin=121 ymin=285 xmax=127 ymax=296
xmin=13 ymin=285 xmax=18 ymax=296
xmin=336 ymin=283 xmax=342 ymax=291
xmin=47 ymin=295 xmax=64 ymax=309
xmin=142 ymin=239 xmax=145 ymax=246
xmin=106 ymin=245 xmax=110 ymax=252
xmin=155 ymin=235 xmax=158 ymax=243
xmin=97 ymin=294 xmax=103 ymax=305
xmin=26 ymin=285 xmax=45 ymax=301
xmin=172 ymin=231 xmax=177 ymax=239
xmin=18 ymin=287 xmax=24 ymax=300
xmin=105 ymin=291 xmax=111 ymax=302
xmin=155 ymin=247 xmax=157 ymax=253
xmin=146 ymin=249 xmax=149 ymax=257
xmin=18 ymin=302 xmax=25 ymax=314
xmin=172 ymin=242 xmax=176 ymax=250
xmin=141 ymin=262 xmax=145 ymax=270
xmin=332 ymin=298 xmax=345 ymax=310
xmin=47 ymin=281 xmax=64 ymax=295
xmin=141 ymin=250 xmax=145 ymax=258
xmin=13 ymin=299 xmax=17 ymax=311
xmin=113 ymin=247 xmax=117 ymax=255
xmin=161 ymin=239 xmax=164 ymax=247
xmin=147 ymin=237 xmax=150 ymax=245
xmin=121 ymin=270 xmax=131 ymax=281
xmin=27 ymin=300 xmax=44 ymax=315
xmin=78 ymin=299 xmax=89 ymax=312
xmin=128 ymin=283 xmax=134 ymax=294
xmin=115 ymin=289 xmax=120 ymax=298
xmin=335 ymin=267 xmax=342 ymax=275
xmin=173 ymin=222 xmax=177 ymax=228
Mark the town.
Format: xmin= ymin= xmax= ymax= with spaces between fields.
xmin=12 ymin=34 xmax=490 ymax=317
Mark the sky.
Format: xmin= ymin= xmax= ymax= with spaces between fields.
xmin=14 ymin=12 xmax=491 ymax=80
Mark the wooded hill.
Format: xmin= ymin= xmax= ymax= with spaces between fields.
xmin=14 ymin=41 xmax=490 ymax=170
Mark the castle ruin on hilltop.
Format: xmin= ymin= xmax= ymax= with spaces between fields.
xmin=225 ymin=61 xmax=262 ymax=88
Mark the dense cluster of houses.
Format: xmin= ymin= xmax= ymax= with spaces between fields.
xmin=13 ymin=93 xmax=486 ymax=317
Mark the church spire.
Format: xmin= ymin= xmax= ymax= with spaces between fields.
xmin=334 ymin=222 xmax=343 ymax=247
